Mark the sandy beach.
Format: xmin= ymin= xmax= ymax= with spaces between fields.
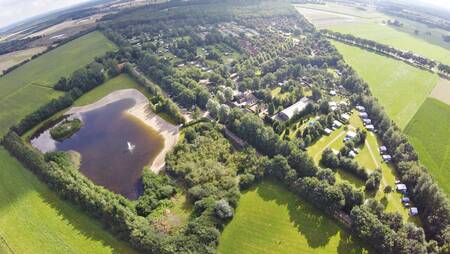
xmin=65 ymin=89 xmax=180 ymax=172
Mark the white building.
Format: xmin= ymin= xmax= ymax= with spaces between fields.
xmin=275 ymin=97 xmax=311 ymax=121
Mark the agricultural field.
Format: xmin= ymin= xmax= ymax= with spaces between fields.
xmin=0 ymin=31 xmax=117 ymax=135
xmin=295 ymin=3 xmax=450 ymax=65
xmin=404 ymin=98 xmax=450 ymax=196
xmin=218 ymin=180 xmax=369 ymax=254
xmin=0 ymin=46 xmax=47 ymax=73
xmin=0 ymin=147 xmax=137 ymax=254
xmin=331 ymin=40 xmax=438 ymax=129
xmin=329 ymin=22 xmax=450 ymax=66
xmin=294 ymin=3 xmax=384 ymax=28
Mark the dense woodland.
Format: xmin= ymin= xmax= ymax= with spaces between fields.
xmin=1 ymin=0 xmax=449 ymax=253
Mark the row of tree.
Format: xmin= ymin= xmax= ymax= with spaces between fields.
xmin=323 ymin=30 xmax=437 ymax=69
xmin=336 ymin=60 xmax=450 ymax=250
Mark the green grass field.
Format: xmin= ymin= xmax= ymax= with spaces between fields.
xmin=404 ymin=98 xmax=450 ymax=196
xmin=295 ymin=3 xmax=450 ymax=65
xmin=0 ymin=147 xmax=137 ymax=254
xmin=218 ymin=180 xmax=369 ymax=254
xmin=307 ymin=112 xmax=419 ymax=225
xmin=329 ymin=22 xmax=450 ymax=66
xmin=332 ymin=41 xmax=438 ymax=129
xmin=74 ymin=74 xmax=144 ymax=106
xmin=0 ymin=31 xmax=117 ymax=135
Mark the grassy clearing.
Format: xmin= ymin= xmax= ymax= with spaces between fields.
xmin=331 ymin=40 xmax=438 ymax=129
xmin=0 ymin=31 xmax=117 ymax=136
xmin=0 ymin=147 xmax=137 ymax=254
xmin=74 ymin=74 xmax=145 ymax=106
xmin=218 ymin=180 xmax=369 ymax=254
xmin=307 ymin=112 xmax=419 ymax=224
xmin=329 ymin=22 xmax=450 ymax=65
xmin=404 ymin=98 xmax=450 ymax=196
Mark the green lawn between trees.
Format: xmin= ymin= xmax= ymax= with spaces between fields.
xmin=218 ymin=180 xmax=370 ymax=254
xmin=0 ymin=31 xmax=117 ymax=135
xmin=306 ymin=112 xmax=419 ymax=225
xmin=404 ymin=98 xmax=450 ymax=196
xmin=331 ymin=40 xmax=438 ymax=130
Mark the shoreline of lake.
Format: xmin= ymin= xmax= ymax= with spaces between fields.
xmin=65 ymin=89 xmax=180 ymax=172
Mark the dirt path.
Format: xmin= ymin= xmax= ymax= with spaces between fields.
xmin=313 ymin=131 xmax=346 ymax=162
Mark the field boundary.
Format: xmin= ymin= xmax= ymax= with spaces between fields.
xmin=0 ymin=230 xmax=15 ymax=254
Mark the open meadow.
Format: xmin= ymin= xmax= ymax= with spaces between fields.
xmin=295 ymin=3 xmax=450 ymax=65
xmin=0 ymin=31 xmax=117 ymax=135
xmin=331 ymin=40 xmax=438 ymax=129
xmin=218 ymin=180 xmax=369 ymax=254
xmin=0 ymin=148 xmax=137 ymax=254
xmin=329 ymin=22 xmax=450 ymax=66
xmin=404 ymin=98 xmax=450 ymax=196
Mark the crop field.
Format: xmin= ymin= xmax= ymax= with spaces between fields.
xmin=430 ymin=78 xmax=450 ymax=105
xmin=295 ymin=3 xmax=450 ymax=65
xmin=404 ymin=98 xmax=450 ymax=196
xmin=218 ymin=180 xmax=369 ymax=254
xmin=0 ymin=31 xmax=117 ymax=135
xmin=331 ymin=40 xmax=438 ymax=129
xmin=0 ymin=147 xmax=137 ymax=254
xmin=294 ymin=3 xmax=384 ymax=28
xmin=329 ymin=22 xmax=450 ymax=66
xmin=0 ymin=46 xmax=47 ymax=73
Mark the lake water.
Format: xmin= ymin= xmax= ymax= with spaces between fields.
xmin=31 ymin=98 xmax=164 ymax=199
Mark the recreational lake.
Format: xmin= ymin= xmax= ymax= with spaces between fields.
xmin=31 ymin=98 xmax=164 ymax=199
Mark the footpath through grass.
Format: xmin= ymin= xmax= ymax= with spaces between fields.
xmin=332 ymin=40 xmax=438 ymax=129
xmin=0 ymin=31 xmax=117 ymax=135
xmin=0 ymin=148 xmax=137 ymax=254
xmin=307 ymin=112 xmax=419 ymax=225
xmin=218 ymin=180 xmax=369 ymax=254
xmin=405 ymin=98 xmax=450 ymax=196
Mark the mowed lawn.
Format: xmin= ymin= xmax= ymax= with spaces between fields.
xmin=332 ymin=40 xmax=438 ymax=129
xmin=218 ymin=180 xmax=369 ymax=254
xmin=74 ymin=74 xmax=145 ymax=106
xmin=0 ymin=148 xmax=137 ymax=254
xmin=404 ymin=98 xmax=450 ymax=196
xmin=0 ymin=31 xmax=117 ymax=135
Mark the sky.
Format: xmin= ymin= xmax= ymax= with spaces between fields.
xmin=419 ymin=0 xmax=450 ymax=10
xmin=0 ymin=0 xmax=92 ymax=29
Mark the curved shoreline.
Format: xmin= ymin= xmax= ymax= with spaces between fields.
xmin=65 ymin=89 xmax=180 ymax=172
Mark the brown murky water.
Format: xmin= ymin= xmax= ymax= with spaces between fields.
xmin=31 ymin=99 xmax=164 ymax=199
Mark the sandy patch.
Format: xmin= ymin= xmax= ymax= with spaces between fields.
xmin=25 ymin=14 xmax=104 ymax=39
xmin=430 ymin=78 xmax=450 ymax=105
xmin=65 ymin=89 xmax=180 ymax=172
xmin=0 ymin=46 xmax=47 ymax=73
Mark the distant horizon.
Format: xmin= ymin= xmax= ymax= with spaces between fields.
xmin=1 ymin=0 xmax=450 ymax=31
xmin=0 ymin=0 xmax=93 ymax=30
